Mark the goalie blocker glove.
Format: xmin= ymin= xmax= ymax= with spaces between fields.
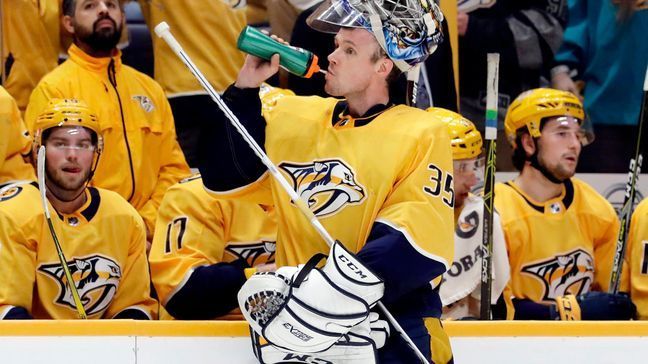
xmin=238 ymin=241 xmax=384 ymax=353
xmin=551 ymin=292 xmax=636 ymax=320
xmin=251 ymin=312 xmax=390 ymax=364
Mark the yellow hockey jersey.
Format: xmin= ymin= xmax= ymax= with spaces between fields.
xmin=1 ymin=0 xmax=60 ymax=113
xmin=208 ymin=95 xmax=455 ymax=274
xmin=0 ymin=182 xmax=157 ymax=319
xmin=25 ymin=44 xmax=191 ymax=235
xmin=0 ymin=87 xmax=35 ymax=184
xmin=628 ymin=197 xmax=648 ymax=319
xmin=149 ymin=175 xmax=276 ymax=319
xmin=139 ymin=0 xmax=246 ymax=95
xmin=494 ymin=178 xmax=622 ymax=304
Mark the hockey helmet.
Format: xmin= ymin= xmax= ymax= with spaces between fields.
xmin=427 ymin=107 xmax=483 ymax=160
xmin=307 ymin=0 xmax=444 ymax=72
xmin=504 ymin=88 xmax=592 ymax=148
xmin=33 ymin=98 xmax=103 ymax=169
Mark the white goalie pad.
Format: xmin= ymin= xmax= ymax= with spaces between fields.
xmin=252 ymin=316 xmax=380 ymax=364
xmin=238 ymin=241 xmax=385 ymax=353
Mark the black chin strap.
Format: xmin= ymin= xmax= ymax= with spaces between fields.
xmin=527 ymin=140 xmax=565 ymax=184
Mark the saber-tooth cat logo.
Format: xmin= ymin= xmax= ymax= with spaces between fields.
xmin=521 ymin=248 xmax=593 ymax=302
xmin=280 ymin=159 xmax=366 ymax=217
xmin=39 ymin=254 xmax=121 ymax=315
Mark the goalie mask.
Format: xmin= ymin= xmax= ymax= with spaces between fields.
xmin=33 ymin=98 xmax=104 ymax=180
xmin=307 ymin=0 xmax=444 ymax=72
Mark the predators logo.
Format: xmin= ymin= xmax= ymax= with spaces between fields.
xmin=521 ymin=248 xmax=594 ymax=302
xmin=225 ymin=240 xmax=276 ymax=266
xmin=38 ymin=255 xmax=121 ymax=316
xmin=279 ymin=159 xmax=366 ymax=217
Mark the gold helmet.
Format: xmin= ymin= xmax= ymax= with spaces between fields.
xmin=33 ymin=98 xmax=103 ymax=154
xmin=427 ymin=107 xmax=483 ymax=160
xmin=504 ymin=88 xmax=587 ymax=148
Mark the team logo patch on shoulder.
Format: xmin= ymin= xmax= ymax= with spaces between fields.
xmin=225 ymin=240 xmax=276 ymax=266
xmin=279 ymin=159 xmax=366 ymax=217
xmin=132 ymin=95 xmax=155 ymax=113
xmin=521 ymin=248 xmax=594 ymax=302
xmin=38 ymin=254 xmax=121 ymax=316
xmin=0 ymin=185 xmax=23 ymax=201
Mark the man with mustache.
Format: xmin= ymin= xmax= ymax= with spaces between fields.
xmin=495 ymin=88 xmax=635 ymax=320
xmin=0 ymin=98 xmax=156 ymax=320
xmin=25 ymin=0 xmax=191 ymax=245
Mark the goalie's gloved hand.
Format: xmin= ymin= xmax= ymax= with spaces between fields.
xmin=238 ymin=241 xmax=384 ymax=353
xmin=551 ymin=292 xmax=636 ymax=320
xmin=252 ymin=312 xmax=388 ymax=364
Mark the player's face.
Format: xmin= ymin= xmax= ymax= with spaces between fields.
xmin=45 ymin=127 xmax=96 ymax=196
xmin=536 ymin=116 xmax=583 ymax=180
xmin=325 ymin=28 xmax=384 ymax=98
xmin=68 ymin=0 xmax=123 ymax=53
xmin=453 ymin=157 xmax=483 ymax=209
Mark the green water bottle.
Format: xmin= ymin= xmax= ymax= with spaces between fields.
xmin=237 ymin=26 xmax=322 ymax=78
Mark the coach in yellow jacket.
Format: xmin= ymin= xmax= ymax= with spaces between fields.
xmin=25 ymin=0 xmax=190 ymax=238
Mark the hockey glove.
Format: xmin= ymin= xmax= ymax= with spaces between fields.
xmin=238 ymin=241 xmax=384 ymax=353
xmin=552 ymin=292 xmax=636 ymax=320
xmin=251 ymin=311 xmax=389 ymax=364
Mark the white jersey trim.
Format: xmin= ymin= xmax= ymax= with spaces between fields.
xmin=167 ymin=90 xmax=213 ymax=98
xmin=374 ymin=218 xmax=449 ymax=270
xmin=0 ymin=305 xmax=17 ymax=320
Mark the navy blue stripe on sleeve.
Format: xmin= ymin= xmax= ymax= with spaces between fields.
xmin=165 ymin=259 xmax=249 ymax=320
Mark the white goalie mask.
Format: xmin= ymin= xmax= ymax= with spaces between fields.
xmin=307 ymin=0 xmax=444 ymax=72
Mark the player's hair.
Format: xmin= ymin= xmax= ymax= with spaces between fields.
xmin=510 ymin=118 xmax=550 ymax=171
xmin=370 ymin=41 xmax=401 ymax=85
xmin=62 ymin=0 xmax=76 ymax=16
xmin=62 ymin=0 xmax=124 ymax=16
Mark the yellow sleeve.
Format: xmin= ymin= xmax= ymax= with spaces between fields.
xmin=149 ymin=182 xmax=227 ymax=305
xmin=0 ymin=87 xmax=35 ymax=183
xmin=105 ymin=213 xmax=158 ymax=319
xmin=136 ymin=96 xmax=191 ymax=235
xmin=629 ymin=199 xmax=648 ymax=319
xmin=0 ymin=210 xmax=37 ymax=318
xmin=376 ymin=121 xmax=455 ymax=270
xmin=591 ymin=202 xmax=622 ymax=293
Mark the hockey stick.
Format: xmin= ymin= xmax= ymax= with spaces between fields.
xmin=154 ymin=22 xmax=431 ymax=364
xmin=609 ymin=65 xmax=648 ymax=294
xmin=479 ymin=53 xmax=499 ymax=320
xmin=37 ymin=146 xmax=87 ymax=319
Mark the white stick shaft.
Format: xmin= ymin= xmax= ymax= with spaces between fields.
xmin=154 ymin=22 xmax=334 ymax=247
xmin=37 ymin=146 xmax=51 ymax=219
xmin=155 ymin=22 xmax=430 ymax=364
xmin=484 ymin=53 xmax=500 ymax=140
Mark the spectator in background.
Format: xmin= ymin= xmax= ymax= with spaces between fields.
xmin=458 ymin=1 xmax=566 ymax=171
xmin=25 ymin=0 xmax=190 ymax=243
xmin=138 ymin=0 xmax=248 ymax=168
xmin=0 ymin=87 xmax=35 ymax=186
xmin=552 ymin=0 xmax=648 ymax=172
xmin=287 ymin=0 xmax=458 ymax=111
xmin=496 ymin=88 xmax=635 ymax=321
xmin=1 ymin=0 xmax=60 ymax=114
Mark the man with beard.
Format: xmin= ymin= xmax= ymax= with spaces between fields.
xmin=494 ymin=88 xmax=635 ymax=320
xmin=25 ymin=0 xmax=190 ymax=245
xmin=0 ymin=98 xmax=157 ymax=319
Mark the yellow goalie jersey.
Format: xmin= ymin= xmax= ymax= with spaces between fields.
xmin=494 ymin=178 xmax=622 ymax=304
xmin=149 ymin=175 xmax=276 ymax=320
xmin=628 ymin=197 xmax=648 ymax=320
xmin=0 ymin=182 xmax=157 ymax=319
xmin=208 ymin=96 xmax=455 ymax=300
